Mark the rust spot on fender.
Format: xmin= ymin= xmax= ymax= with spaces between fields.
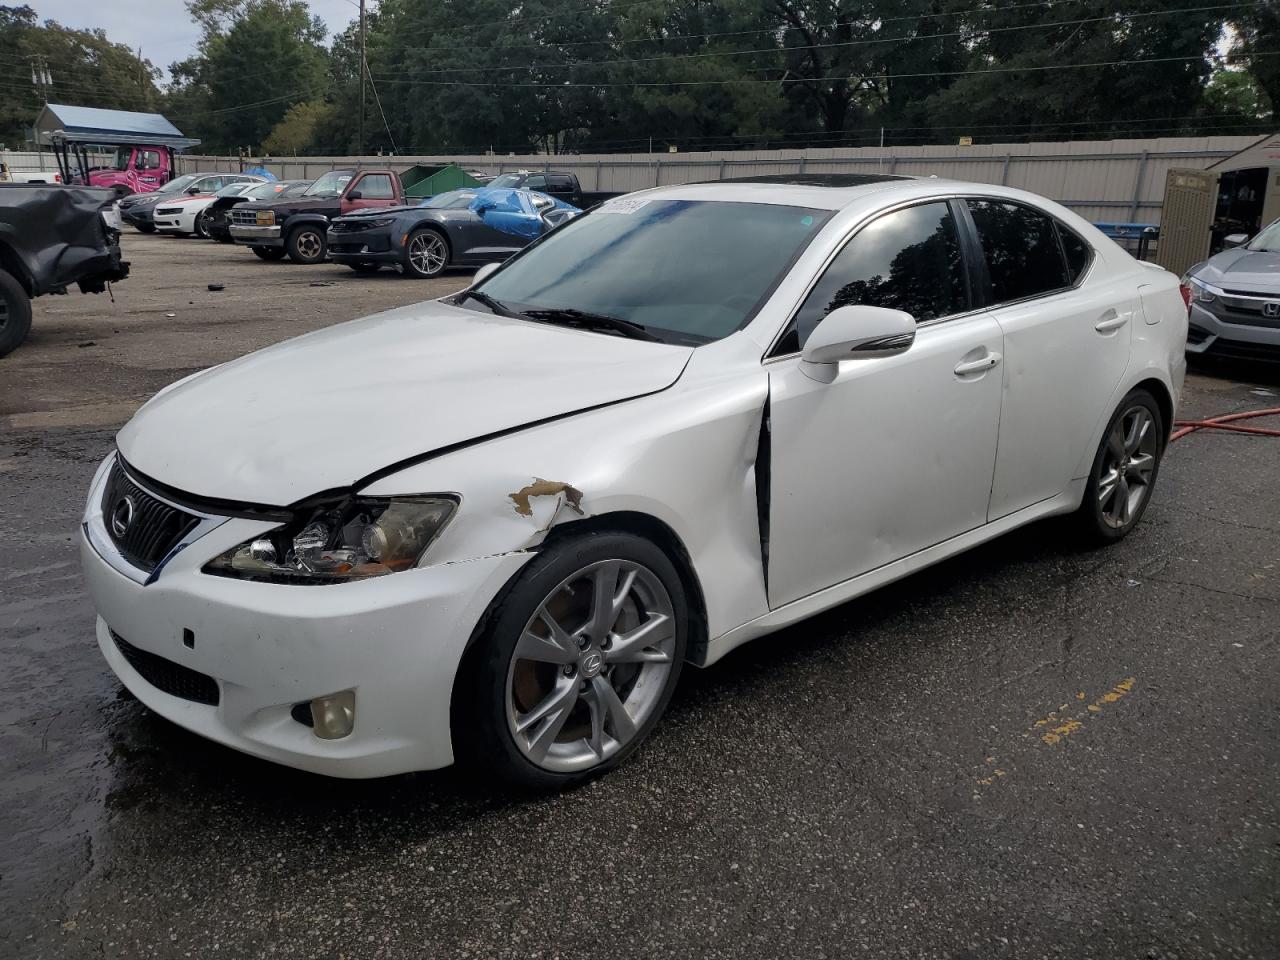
xmin=508 ymin=478 xmax=585 ymax=518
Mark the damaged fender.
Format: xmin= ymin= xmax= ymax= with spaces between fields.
xmin=360 ymin=358 xmax=773 ymax=650
xmin=0 ymin=184 xmax=129 ymax=296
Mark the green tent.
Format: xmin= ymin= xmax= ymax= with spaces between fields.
xmin=400 ymin=163 xmax=483 ymax=200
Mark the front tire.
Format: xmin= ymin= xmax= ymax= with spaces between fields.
xmin=456 ymin=529 xmax=688 ymax=790
xmin=0 ymin=268 xmax=34 ymax=358
xmin=286 ymin=224 xmax=327 ymax=264
xmin=252 ymin=246 xmax=287 ymax=261
xmin=1075 ymin=388 xmax=1165 ymax=543
xmin=403 ymin=228 xmax=449 ymax=278
xmin=193 ymin=211 xmax=210 ymax=239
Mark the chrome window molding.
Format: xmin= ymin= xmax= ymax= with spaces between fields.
xmin=83 ymin=455 xmax=233 ymax=586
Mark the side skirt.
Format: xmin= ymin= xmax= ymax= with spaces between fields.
xmin=701 ymin=481 xmax=1085 ymax=667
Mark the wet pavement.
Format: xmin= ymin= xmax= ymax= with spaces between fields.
xmin=2 ymin=234 xmax=1278 ymax=958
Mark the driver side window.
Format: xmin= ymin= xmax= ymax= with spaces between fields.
xmin=773 ymin=201 xmax=969 ymax=355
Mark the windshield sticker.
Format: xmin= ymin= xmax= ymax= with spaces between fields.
xmin=599 ymin=197 xmax=653 ymax=215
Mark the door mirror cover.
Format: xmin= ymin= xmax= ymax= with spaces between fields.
xmin=801 ymin=305 xmax=917 ymax=364
xmin=346 ymin=189 xmax=363 ymax=201
xmin=1222 ymin=233 xmax=1249 ymax=249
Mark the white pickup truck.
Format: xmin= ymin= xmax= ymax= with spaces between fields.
xmin=0 ymin=151 xmax=63 ymax=185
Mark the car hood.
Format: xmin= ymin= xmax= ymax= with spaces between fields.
xmin=1194 ymin=248 xmax=1280 ymax=292
xmin=117 ymin=300 xmax=693 ymax=505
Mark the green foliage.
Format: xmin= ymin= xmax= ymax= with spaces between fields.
xmin=0 ymin=4 xmax=165 ymax=148
xmin=2 ymin=0 xmax=1274 ymax=156
xmin=262 ymin=98 xmax=333 ymax=154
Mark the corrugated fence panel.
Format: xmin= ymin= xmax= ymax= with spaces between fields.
xmin=177 ymin=135 xmax=1259 ymax=223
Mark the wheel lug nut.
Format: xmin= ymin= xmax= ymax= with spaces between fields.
xmin=563 ymin=665 xmax=575 ymax=676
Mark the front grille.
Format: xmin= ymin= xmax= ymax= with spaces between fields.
xmin=101 ymin=462 xmax=200 ymax=573
xmin=155 ymin=206 xmax=182 ymax=216
xmin=330 ymin=220 xmax=373 ymax=233
xmin=111 ymin=630 xmax=220 ymax=705
xmin=1204 ymin=336 xmax=1280 ymax=363
xmin=231 ymin=208 xmax=263 ymax=226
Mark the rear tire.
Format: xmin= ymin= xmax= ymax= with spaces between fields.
xmin=0 ymin=268 xmax=34 ymax=359
xmin=286 ymin=224 xmax=327 ymax=264
xmin=1074 ymin=388 xmax=1165 ymax=544
xmin=252 ymin=246 xmax=287 ymax=261
xmin=455 ymin=528 xmax=688 ymax=790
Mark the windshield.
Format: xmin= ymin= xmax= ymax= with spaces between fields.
xmin=158 ymin=174 xmax=198 ymax=194
xmin=1247 ymin=219 xmax=1280 ymax=252
xmin=304 ymin=171 xmax=353 ymax=197
xmin=421 ymin=189 xmax=478 ymax=209
xmin=214 ymin=183 xmax=252 ymax=197
xmin=487 ymin=173 xmax=523 ymax=188
xmin=244 ymin=181 xmax=285 ymax=200
xmin=470 ymin=198 xmax=831 ymax=344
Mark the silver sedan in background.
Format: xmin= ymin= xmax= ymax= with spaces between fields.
xmin=1184 ymin=219 xmax=1280 ymax=362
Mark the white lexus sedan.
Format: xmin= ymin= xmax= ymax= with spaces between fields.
xmin=80 ymin=175 xmax=1187 ymax=788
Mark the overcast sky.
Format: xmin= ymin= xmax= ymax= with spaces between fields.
xmin=27 ymin=0 xmax=358 ymax=79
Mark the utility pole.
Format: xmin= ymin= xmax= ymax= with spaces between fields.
xmin=358 ymin=0 xmax=366 ymax=157
xmin=28 ymin=55 xmax=52 ymax=104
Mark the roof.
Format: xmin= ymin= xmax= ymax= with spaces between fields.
xmin=1206 ymin=131 xmax=1280 ymax=173
xmin=34 ymin=104 xmax=201 ymax=149
xmin=715 ymin=174 xmax=910 ymax=187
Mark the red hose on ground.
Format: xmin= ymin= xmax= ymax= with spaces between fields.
xmin=1170 ymin=407 xmax=1280 ymax=442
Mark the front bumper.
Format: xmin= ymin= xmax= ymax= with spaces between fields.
xmin=79 ymin=457 xmax=529 ymax=778
xmin=1187 ymin=298 xmax=1280 ymax=362
xmin=231 ymin=224 xmax=283 ymax=247
xmin=327 ymin=227 xmax=399 ymax=262
xmin=122 ymin=206 xmax=156 ymax=227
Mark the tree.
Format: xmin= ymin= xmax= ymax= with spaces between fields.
xmin=262 ymin=99 xmax=333 ymax=154
xmin=0 ymin=5 xmax=165 ymax=147
xmin=1203 ymin=68 xmax=1272 ymax=120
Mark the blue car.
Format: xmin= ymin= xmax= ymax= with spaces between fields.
xmin=327 ymin=187 xmax=580 ymax=278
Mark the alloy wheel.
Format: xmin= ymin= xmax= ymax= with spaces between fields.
xmin=408 ymin=232 xmax=447 ymax=276
xmin=296 ymin=230 xmax=323 ymax=260
xmin=505 ymin=559 xmax=678 ymax=773
xmin=1097 ymin=405 xmax=1159 ymax=529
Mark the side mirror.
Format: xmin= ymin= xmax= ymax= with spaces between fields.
xmin=472 ymin=262 xmax=501 ymax=285
xmin=1222 ymin=233 xmax=1249 ymax=249
xmin=346 ymin=189 xmax=362 ymax=200
xmin=186 ymin=187 xmax=200 ymax=195
xmin=801 ymin=305 xmax=916 ymax=366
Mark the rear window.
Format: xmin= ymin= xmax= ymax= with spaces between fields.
xmin=966 ymin=200 xmax=1071 ymax=304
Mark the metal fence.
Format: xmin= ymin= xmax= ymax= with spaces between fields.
xmin=177 ymin=134 xmax=1260 ymax=227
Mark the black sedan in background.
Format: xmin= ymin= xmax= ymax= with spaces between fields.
xmin=203 ymin=179 xmax=312 ymax=243
xmin=326 ymin=188 xmax=579 ymax=278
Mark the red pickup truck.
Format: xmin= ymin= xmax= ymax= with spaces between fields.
xmin=228 ymin=168 xmax=403 ymax=263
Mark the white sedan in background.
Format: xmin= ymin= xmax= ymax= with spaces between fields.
xmin=154 ymin=179 xmax=266 ymax=237
xmin=80 ymin=175 xmax=1187 ymax=789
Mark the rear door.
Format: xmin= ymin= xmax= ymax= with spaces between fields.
xmin=342 ymin=172 xmax=398 ymax=213
xmin=964 ymin=199 xmax=1133 ymax=520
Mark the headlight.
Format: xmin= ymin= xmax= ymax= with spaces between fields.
xmin=1188 ymin=277 xmax=1215 ymax=303
xmin=255 ymin=210 xmax=276 ymax=225
xmin=203 ymin=496 xmax=456 ymax=584
xmin=363 ymin=218 xmax=396 ymax=228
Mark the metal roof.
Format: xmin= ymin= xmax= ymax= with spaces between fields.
xmin=34 ymin=104 xmax=201 ymax=149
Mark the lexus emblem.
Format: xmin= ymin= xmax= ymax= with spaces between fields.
xmin=110 ymin=495 xmax=135 ymax=538
xmin=1263 ymin=302 xmax=1280 ymax=318
xmin=580 ymin=651 xmax=604 ymax=679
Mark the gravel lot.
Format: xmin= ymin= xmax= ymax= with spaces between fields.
xmin=2 ymin=232 xmax=1278 ymax=959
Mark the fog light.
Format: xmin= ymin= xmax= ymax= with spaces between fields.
xmin=310 ymin=690 xmax=356 ymax=739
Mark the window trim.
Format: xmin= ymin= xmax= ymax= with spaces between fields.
xmin=960 ymin=196 xmax=1096 ymax=312
xmin=763 ymin=196 xmax=981 ymax=362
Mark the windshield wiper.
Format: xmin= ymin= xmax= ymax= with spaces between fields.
xmin=455 ymin=289 xmax=527 ymax=320
xmin=520 ymin=307 xmax=660 ymax=342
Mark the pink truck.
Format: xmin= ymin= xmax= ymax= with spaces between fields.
xmin=34 ymin=104 xmax=200 ymax=197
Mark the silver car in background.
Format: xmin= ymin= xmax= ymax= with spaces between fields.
xmin=1184 ymin=219 xmax=1280 ymax=362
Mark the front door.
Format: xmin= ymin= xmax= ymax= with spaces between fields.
xmin=962 ymin=199 xmax=1133 ymax=519
xmin=767 ymin=200 xmax=1005 ymax=608
xmin=341 ymin=172 xmax=399 ymax=214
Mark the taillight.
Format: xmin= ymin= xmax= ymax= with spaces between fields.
xmin=1179 ymin=282 xmax=1192 ymax=310
xmin=55 ymin=174 xmax=62 ymax=183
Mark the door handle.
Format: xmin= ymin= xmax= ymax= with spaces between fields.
xmin=1094 ymin=310 xmax=1129 ymax=333
xmin=954 ymin=351 xmax=1002 ymax=376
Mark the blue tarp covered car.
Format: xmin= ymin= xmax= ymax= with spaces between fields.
xmin=326 ymin=187 xmax=580 ymax=278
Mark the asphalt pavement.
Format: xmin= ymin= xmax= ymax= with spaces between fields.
xmin=1 ymin=233 xmax=1277 ymax=959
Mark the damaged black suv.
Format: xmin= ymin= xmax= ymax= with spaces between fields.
xmin=0 ymin=184 xmax=130 ymax=358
